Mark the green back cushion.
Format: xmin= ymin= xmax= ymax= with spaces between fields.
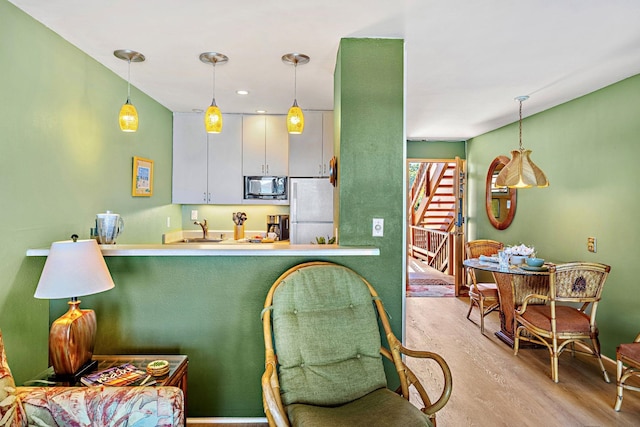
xmin=273 ymin=264 xmax=387 ymax=407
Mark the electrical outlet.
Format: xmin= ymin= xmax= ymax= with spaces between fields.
xmin=587 ymin=237 xmax=597 ymax=253
xmin=372 ymin=218 xmax=384 ymax=237
xmin=191 ymin=210 xmax=198 ymax=221
xmin=166 ymin=217 xmax=171 ymax=228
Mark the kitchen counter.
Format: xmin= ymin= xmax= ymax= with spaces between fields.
xmin=26 ymin=243 xmax=380 ymax=257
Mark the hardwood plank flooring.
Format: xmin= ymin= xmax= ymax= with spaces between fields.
xmin=188 ymin=295 xmax=640 ymax=426
xmin=405 ymin=296 xmax=640 ymax=426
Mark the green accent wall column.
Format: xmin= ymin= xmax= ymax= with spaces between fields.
xmin=333 ymin=38 xmax=405 ymax=345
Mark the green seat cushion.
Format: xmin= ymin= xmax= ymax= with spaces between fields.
xmin=273 ymin=264 xmax=387 ymax=406
xmin=286 ymin=388 xmax=434 ymax=427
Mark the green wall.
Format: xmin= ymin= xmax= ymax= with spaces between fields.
xmin=0 ymin=1 xmax=180 ymax=382
xmin=467 ymin=74 xmax=640 ymax=357
xmin=407 ymin=140 xmax=466 ymax=159
xmin=2 ymin=6 xmax=407 ymax=417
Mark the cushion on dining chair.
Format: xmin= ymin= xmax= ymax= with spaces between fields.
xmin=520 ymin=305 xmax=591 ymax=333
xmin=272 ymin=265 xmax=387 ymax=407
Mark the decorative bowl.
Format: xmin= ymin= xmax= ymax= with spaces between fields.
xmin=510 ymin=255 xmax=527 ymax=265
xmin=526 ymin=257 xmax=544 ymax=267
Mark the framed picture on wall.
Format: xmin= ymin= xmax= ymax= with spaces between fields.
xmin=132 ymin=156 xmax=154 ymax=197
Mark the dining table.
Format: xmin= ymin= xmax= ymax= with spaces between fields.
xmin=463 ymin=258 xmax=551 ymax=347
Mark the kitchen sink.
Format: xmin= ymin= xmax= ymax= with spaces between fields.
xmin=179 ymin=238 xmax=223 ymax=243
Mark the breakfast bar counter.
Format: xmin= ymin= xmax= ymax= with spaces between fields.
xmin=26 ymin=243 xmax=380 ymax=257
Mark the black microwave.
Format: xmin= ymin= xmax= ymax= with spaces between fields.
xmin=244 ymin=176 xmax=288 ymax=200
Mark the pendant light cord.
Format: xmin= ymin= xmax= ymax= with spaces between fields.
xmin=518 ymin=98 xmax=523 ymax=151
xmin=293 ymin=61 xmax=298 ymax=100
xmin=126 ymin=59 xmax=132 ymax=102
xmin=211 ymin=62 xmax=217 ymax=104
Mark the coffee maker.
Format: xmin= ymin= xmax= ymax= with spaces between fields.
xmin=266 ymin=215 xmax=290 ymax=241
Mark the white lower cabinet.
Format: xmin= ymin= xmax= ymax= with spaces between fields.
xmin=172 ymin=113 xmax=243 ymax=204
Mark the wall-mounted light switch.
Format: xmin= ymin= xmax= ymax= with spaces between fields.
xmin=191 ymin=210 xmax=198 ymax=221
xmin=372 ymin=218 xmax=384 ymax=237
xmin=587 ymin=237 xmax=597 ymax=253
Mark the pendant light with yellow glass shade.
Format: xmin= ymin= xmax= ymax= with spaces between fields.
xmin=495 ymin=96 xmax=549 ymax=188
xmin=282 ymin=53 xmax=310 ymax=134
xmin=114 ymin=49 xmax=145 ymax=132
xmin=200 ymin=52 xmax=228 ymax=133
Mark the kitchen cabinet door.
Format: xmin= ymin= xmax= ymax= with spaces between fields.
xmin=288 ymin=111 xmax=333 ymax=177
xmin=265 ymin=115 xmax=288 ymax=176
xmin=321 ymin=111 xmax=334 ymax=176
xmin=173 ymin=113 xmax=243 ymax=204
xmin=288 ymin=111 xmax=323 ymax=177
xmin=172 ymin=113 xmax=208 ymax=204
xmin=208 ymin=114 xmax=243 ymax=204
xmin=242 ymin=115 xmax=288 ymax=176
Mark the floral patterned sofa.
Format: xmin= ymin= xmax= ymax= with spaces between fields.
xmin=0 ymin=331 xmax=184 ymax=426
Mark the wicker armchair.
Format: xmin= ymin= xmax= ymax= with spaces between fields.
xmin=614 ymin=332 xmax=640 ymax=411
xmin=514 ymin=262 xmax=611 ymax=383
xmin=0 ymin=330 xmax=184 ymax=427
xmin=464 ymin=239 xmax=504 ymax=334
xmin=261 ymin=262 xmax=452 ymax=427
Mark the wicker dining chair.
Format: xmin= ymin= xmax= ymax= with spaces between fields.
xmin=261 ymin=261 xmax=452 ymax=427
xmin=614 ymin=332 xmax=640 ymax=411
xmin=514 ymin=262 xmax=611 ymax=383
xmin=464 ymin=239 xmax=504 ymax=334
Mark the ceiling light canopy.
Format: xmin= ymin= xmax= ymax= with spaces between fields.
xmin=495 ymin=96 xmax=549 ymax=189
xmin=114 ymin=49 xmax=145 ymax=132
xmin=282 ymin=53 xmax=309 ymax=134
xmin=200 ymin=52 xmax=228 ymax=134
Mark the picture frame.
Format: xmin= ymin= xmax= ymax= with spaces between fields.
xmin=132 ymin=156 xmax=153 ymax=197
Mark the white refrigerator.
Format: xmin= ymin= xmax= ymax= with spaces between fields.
xmin=289 ymin=178 xmax=334 ymax=244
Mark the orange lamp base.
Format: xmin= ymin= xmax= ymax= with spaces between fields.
xmin=49 ymin=300 xmax=97 ymax=376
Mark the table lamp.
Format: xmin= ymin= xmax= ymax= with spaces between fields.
xmin=34 ymin=236 xmax=115 ymax=377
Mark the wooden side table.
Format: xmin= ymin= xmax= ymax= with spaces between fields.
xmin=25 ymin=354 xmax=188 ymax=410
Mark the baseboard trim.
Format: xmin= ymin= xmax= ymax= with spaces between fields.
xmin=187 ymin=417 xmax=268 ymax=425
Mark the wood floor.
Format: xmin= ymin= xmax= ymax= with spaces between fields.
xmin=405 ymin=296 xmax=640 ymax=426
xmin=188 ymin=295 xmax=640 ymax=426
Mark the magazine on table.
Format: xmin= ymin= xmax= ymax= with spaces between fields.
xmin=81 ymin=363 xmax=155 ymax=387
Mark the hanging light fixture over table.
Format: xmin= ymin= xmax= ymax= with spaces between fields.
xmin=114 ymin=49 xmax=145 ymax=132
xmin=282 ymin=53 xmax=310 ymax=134
xmin=495 ymin=96 xmax=549 ymax=188
xmin=200 ymin=52 xmax=228 ymax=133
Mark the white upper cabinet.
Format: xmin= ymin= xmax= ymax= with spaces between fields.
xmin=288 ymin=111 xmax=334 ymax=177
xmin=242 ymin=115 xmax=288 ymax=176
xmin=172 ymin=113 xmax=243 ymax=204
xmin=207 ymin=114 xmax=243 ymax=204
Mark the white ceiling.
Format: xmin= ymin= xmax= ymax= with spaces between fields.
xmin=9 ymin=0 xmax=640 ymax=140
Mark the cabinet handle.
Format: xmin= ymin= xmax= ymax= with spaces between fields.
xmin=266 ymin=164 xmax=269 ymax=175
xmin=203 ymin=192 xmax=207 ymax=203
xmin=262 ymin=165 xmax=265 ymax=174
xmin=319 ymin=164 xmax=323 ymax=175
xmin=208 ymin=193 xmax=211 ymax=203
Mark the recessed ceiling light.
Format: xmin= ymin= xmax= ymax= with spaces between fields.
xmin=236 ymin=90 xmax=249 ymax=95
xmin=256 ymin=109 xmax=267 ymax=114
xmin=192 ymin=108 xmax=204 ymax=113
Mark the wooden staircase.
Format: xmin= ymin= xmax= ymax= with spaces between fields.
xmin=410 ymin=162 xmax=457 ymax=232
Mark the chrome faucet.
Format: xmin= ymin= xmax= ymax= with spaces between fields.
xmin=194 ymin=219 xmax=208 ymax=239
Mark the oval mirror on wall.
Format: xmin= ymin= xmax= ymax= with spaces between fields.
xmin=486 ymin=155 xmax=517 ymax=230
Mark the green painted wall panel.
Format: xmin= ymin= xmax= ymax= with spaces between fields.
xmin=0 ymin=0 xmax=180 ymax=383
xmin=407 ymin=140 xmax=466 ymax=159
xmin=467 ymin=74 xmax=640 ymax=357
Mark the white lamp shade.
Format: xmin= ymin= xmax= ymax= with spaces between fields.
xmin=34 ymin=239 xmax=115 ymax=299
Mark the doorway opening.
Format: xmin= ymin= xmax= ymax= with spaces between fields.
xmin=406 ymin=158 xmax=466 ymax=297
